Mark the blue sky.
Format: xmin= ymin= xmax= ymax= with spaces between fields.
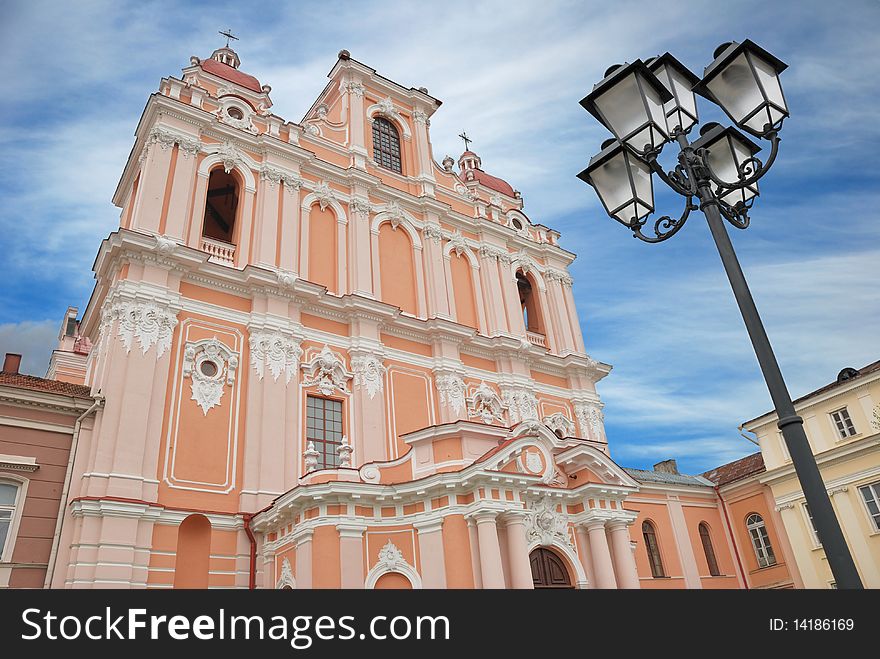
xmin=1 ymin=0 xmax=878 ymax=474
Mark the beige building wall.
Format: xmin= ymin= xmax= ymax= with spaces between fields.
xmin=743 ymin=362 xmax=880 ymax=588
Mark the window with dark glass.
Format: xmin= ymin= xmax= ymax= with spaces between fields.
xmin=372 ymin=117 xmax=402 ymax=174
xmin=642 ymin=520 xmax=665 ymax=578
xmin=306 ymin=396 xmax=343 ymax=469
xmin=699 ymin=522 xmax=721 ymax=576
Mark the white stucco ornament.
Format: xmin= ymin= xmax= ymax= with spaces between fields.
xmin=528 ymin=497 xmax=574 ymax=548
xmin=276 ymin=558 xmax=295 ymax=589
xmin=183 ymin=337 xmax=238 ymax=415
xmin=436 ymin=373 xmax=466 ymax=416
xmin=502 ymin=387 xmax=539 ymax=424
xmin=467 ymin=382 xmax=506 ymax=425
xmin=377 ymin=540 xmax=406 ymax=569
xmin=312 ymin=181 xmax=337 ymax=211
xmin=575 ymin=402 xmax=605 ymax=439
xmin=106 ymin=299 xmax=179 ymax=358
xmin=301 ymin=345 xmax=351 ymax=396
xmin=351 ymin=354 xmax=387 ymax=400
xmin=249 ymin=331 xmax=303 ymax=384
xmin=543 ymin=412 xmax=575 ymax=438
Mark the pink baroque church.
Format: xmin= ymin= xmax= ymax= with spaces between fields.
xmin=31 ymin=44 xmax=799 ymax=589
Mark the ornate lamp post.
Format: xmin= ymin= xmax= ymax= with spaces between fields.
xmin=578 ymin=40 xmax=863 ymax=589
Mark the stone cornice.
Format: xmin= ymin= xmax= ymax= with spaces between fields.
xmin=0 ymin=387 xmax=95 ymax=415
xmin=759 ymin=433 xmax=880 ymax=488
xmin=84 ymin=229 xmax=607 ymax=386
xmin=743 ymin=370 xmax=880 ymax=432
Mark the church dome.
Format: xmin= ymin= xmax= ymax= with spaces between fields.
xmin=199 ymin=46 xmax=263 ymax=93
xmin=457 ymin=148 xmax=516 ymax=197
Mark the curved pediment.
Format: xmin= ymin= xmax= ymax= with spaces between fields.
xmin=483 ymin=421 xmax=638 ymax=488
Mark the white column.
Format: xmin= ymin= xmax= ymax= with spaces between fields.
xmin=466 ymin=519 xmax=483 ymax=589
xmin=585 ymin=520 xmax=617 ymax=589
xmin=337 ymin=524 xmax=366 ymax=589
xmin=472 ymin=513 xmax=505 ymax=589
xmin=254 ymin=173 xmax=280 ymax=267
xmin=349 ymin=195 xmax=373 ymax=296
xmin=502 ymin=513 xmax=534 ymax=589
xmin=295 ymin=530 xmax=314 ymax=590
xmin=775 ymin=503 xmax=820 ymax=586
xmin=337 ymin=214 xmax=348 ymax=295
xmin=500 ymin=262 xmax=526 ymax=336
xmin=423 ymin=226 xmax=451 ymax=319
xmin=164 ymin=145 xmax=198 ymax=240
xmin=413 ymin=245 xmax=427 ymax=318
xmin=608 ymin=521 xmax=640 ymax=589
xmin=561 ymin=280 xmax=586 ymax=353
xmin=574 ymin=525 xmax=596 ymax=587
xmin=829 ymin=487 xmax=880 ymax=588
xmin=279 ymin=180 xmax=302 ymax=273
xmin=667 ymin=496 xmax=702 ymax=589
xmin=414 ymin=519 xmax=447 ymax=588
xmin=478 ymin=249 xmax=508 ymax=335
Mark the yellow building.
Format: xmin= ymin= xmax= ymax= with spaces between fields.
xmin=742 ymin=360 xmax=880 ymax=588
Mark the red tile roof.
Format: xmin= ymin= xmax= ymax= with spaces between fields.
xmin=459 ymin=169 xmax=516 ymax=197
xmin=200 ymin=58 xmax=263 ymax=93
xmin=701 ymin=452 xmax=765 ymax=487
xmin=0 ymin=371 xmax=92 ymax=398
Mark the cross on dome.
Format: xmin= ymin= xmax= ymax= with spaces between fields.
xmin=211 ymin=29 xmax=241 ymax=69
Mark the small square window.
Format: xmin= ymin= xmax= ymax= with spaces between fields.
xmin=830 ymin=408 xmax=857 ymax=439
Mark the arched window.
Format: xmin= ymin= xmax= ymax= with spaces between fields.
xmin=202 ymin=168 xmax=239 ymax=244
xmin=699 ymin=522 xmax=721 ymax=576
xmin=517 ymin=270 xmax=544 ymax=335
xmin=372 ymin=117 xmax=402 ymax=174
xmin=642 ymin=520 xmax=665 ymax=578
xmin=746 ymin=513 xmax=776 ymax=568
xmin=0 ymin=481 xmax=23 ymax=561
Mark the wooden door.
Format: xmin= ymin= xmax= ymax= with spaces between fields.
xmin=530 ymin=547 xmax=573 ymax=589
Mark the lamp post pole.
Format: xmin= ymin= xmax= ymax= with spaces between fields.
xmin=681 ymin=135 xmax=864 ymax=590
xmin=578 ymin=42 xmax=864 ymax=588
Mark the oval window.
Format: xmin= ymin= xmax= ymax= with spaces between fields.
xmin=199 ymin=360 xmax=219 ymax=377
xmin=226 ymin=107 xmax=244 ymax=120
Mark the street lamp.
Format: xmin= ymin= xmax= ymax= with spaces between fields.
xmin=578 ymin=39 xmax=863 ymax=589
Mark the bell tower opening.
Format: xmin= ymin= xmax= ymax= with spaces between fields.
xmin=202 ymin=168 xmax=239 ymax=244
xmin=517 ymin=270 xmax=544 ymax=335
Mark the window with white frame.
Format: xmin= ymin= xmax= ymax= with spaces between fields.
xmin=746 ymin=513 xmax=777 ymax=568
xmin=830 ymin=407 xmax=857 ymax=439
xmin=306 ymin=396 xmax=344 ymax=470
xmin=803 ymin=503 xmax=821 ymax=547
xmin=858 ymin=482 xmax=880 ymax=531
xmin=0 ymin=481 xmax=22 ymax=560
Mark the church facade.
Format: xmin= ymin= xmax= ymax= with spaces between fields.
xmin=15 ymin=45 xmax=809 ymax=589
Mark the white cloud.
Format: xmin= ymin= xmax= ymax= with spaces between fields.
xmin=1 ymin=0 xmax=876 ymax=473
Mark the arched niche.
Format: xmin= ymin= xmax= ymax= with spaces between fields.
xmin=173 ymin=514 xmax=211 ymax=589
